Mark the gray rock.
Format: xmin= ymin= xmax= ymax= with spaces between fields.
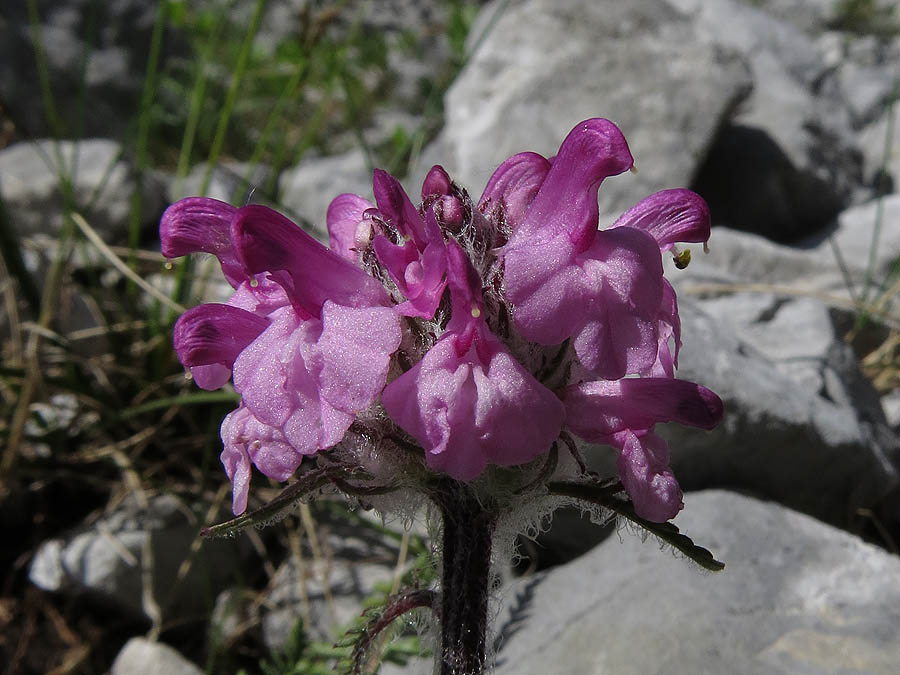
xmin=29 ymin=539 xmax=66 ymax=591
xmin=0 ymin=1 xmax=174 ymax=139
xmin=883 ymin=390 xmax=900 ymax=431
xmin=860 ymin=96 xmax=900 ymax=193
xmin=28 ymin=494 xmax=240 ymax=620
xmin=414 ymin=0 xmax=752 ymax=217
xmin=490 ymin=490 xmax=900 ymax=675
xmin=822 ymin=34 xmax=900 ymax=128
xmin=675 ymin=0 xmax=863 ymax=241
xmin=111 ymin=638 xmax=203 ymax=675
xmin=210 ymin=588 xmax=259 ymax=647
xmin=735 ymin=0 xmax=838 ymax=33
xmin=0 ymin=138 xmax=167 ymax=242
xmin=663 ymin=294 xmax=898 ymax=527
xmin=278 ymin=148 xmax=374 ymax=242
xmin=261 ymin=509 xmax=410 ymax=649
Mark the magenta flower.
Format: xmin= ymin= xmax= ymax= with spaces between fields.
xmin=162 ymin=118 xmax=721 ymax=522
xmin=162 ymin=200 xmax=401 ymax=513
xmin=382 ymin=241 xmax=565 ymax=480
xmin=501 ymin=120 xmax=710 ymax=380
xmin=560 ymin=378 xmax=721 ymax=520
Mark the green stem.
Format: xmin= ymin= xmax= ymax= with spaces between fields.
xmin=199 ymin=0 xmax=268 ymax=195
xmin=129 ymin=0 xmax=169 ymax=256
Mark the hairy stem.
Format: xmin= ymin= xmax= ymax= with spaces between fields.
xmin=434 ymin=480 xmax=496 ymax=675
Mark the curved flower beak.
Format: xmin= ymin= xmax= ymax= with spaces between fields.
xmin=231 ymin=205 xmax=391 ymax=318
xmin=513 ymin=118 xmax=634 ymax=249
xmin=160 ymin=197 xmax=245 ymax=287
xmin=173 ymin=303 xmax=270 ymax=390
xmin=478 ymin=151 xmax=551 ymax=234
xmin=373 ymin=169 xmax=428 ymax=248
xmin=610 ymin=188 xmax=711 ymax=252
xmin=326 ymin=193 xmax=374 ymax=261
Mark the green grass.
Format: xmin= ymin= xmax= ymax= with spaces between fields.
xmin=830 ymin=0 xmax=900 ymax=37
xmin=0 ymin=2 xmax=481 ymax=673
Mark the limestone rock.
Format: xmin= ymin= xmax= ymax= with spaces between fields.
xmin=0 ymin=138 xmax=166 ymax=241
xmin=490 ymin=490 xmax=900 ymax=675
xmin=28 ymin=494 xmax=240 ymax=621
xmin=413 ymin=0 xmax=752 ymax=218
xmin=260 ymin=509 xmax=411 ymax=648
xmin=0 ymin=1 xmax=175 ymax=140
xmin=675 ymin=0 xmax=863 ymax=241
xmin=111 ymin=638 xmax=203 ymax=675
xmin=665 ymin=295 xmax=898 ymax=527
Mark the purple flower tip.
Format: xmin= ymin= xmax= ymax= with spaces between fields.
xmin=612 ymin=188 xmax=712 ymax=252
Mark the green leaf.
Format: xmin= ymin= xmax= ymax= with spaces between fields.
xmin=118 ymin=390 xmax=240 ymax=419
xmin=200 ymin=464 xmax=378 ymax=538
xmin=200 ymin=467 xmax=334 ymax=537
xmin=547 ymin=481 xmax=725 ymax=572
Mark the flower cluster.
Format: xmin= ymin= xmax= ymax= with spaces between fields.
xmin=162 ymin=119 xmax=722 ymax=523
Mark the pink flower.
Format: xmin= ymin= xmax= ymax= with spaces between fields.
xmin=162 ymin=200 xmax=401 ymax=514
xmin=501 ymin=120 xmax=710 ymax=380
xmin=382 ymin=242 xmax=565 ymax=480
xmin=560 ymin=378 xmax=723 ymax=520
xmin=331 ymin=169 xmax=451 ymax=319
xmin=162 ymin=118 xmax=722 ymax=521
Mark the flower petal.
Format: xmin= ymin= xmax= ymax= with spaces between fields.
xmin=506 ymin=225 xmax=663 ymax=379
xmin=373 ymin=169 xmax=427 ymax=248
xmin=221 ymin=405 xmax=304 ymax=514
xmin=478 ymin=151 xmax=550 ymax=232
xmin=561 ymin=378 xmax=724 ymax=442
xmin=160 ymin=197 xmax=245 ymax=287
xmin=610 ymin=188 xmax=711 ymax=252
xmin=382 ymin=326 xmax=564 ymax=480
xmin=308 ymin=301 xmax=401 ymax=414
xmin=326 ymin=193 xmax=374 ymax=261
xmin=373 ymin=209 xmax=448 ymax=319
xmin=231 ymin=302 xmax=391 ymax=457
xmin=512 ymin=119 xmax=633 ymax=249
xmin=232 ymin=205 xmax=389 ymax=318
xmin=190 ymin=364 xmax=233 ymax=390
xmin=220 ymin=412 xmax=252 ymax=515
xmin=422 ymin=165 xmax=453 ymax=199
xmin=571 ymin=307 xmax=658 ymax=378
xmin=373 ymin=237 xmax=419 ymax=289
xmin=173 ymin=303 xmax=270 ymax=389
xmin=652 ymin=279 xmax=681 ymax=377
xmin=232 ymin=307 xmax=307 ymax=427
xmin=283 ymin=401 xmax=353 ymax=453
xmin=226 ymin=278 xmax=291 ymax=316
xmin=614 ymin=430 xmax=683 ymax=522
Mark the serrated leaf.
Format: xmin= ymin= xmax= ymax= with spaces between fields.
xmin=547 ymin=481 xmax=725 ymax=571
xmin=200 ymin=466 xmax=334 ymax=537
xmin=200 ymin=463 xmax=384 ymax=538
